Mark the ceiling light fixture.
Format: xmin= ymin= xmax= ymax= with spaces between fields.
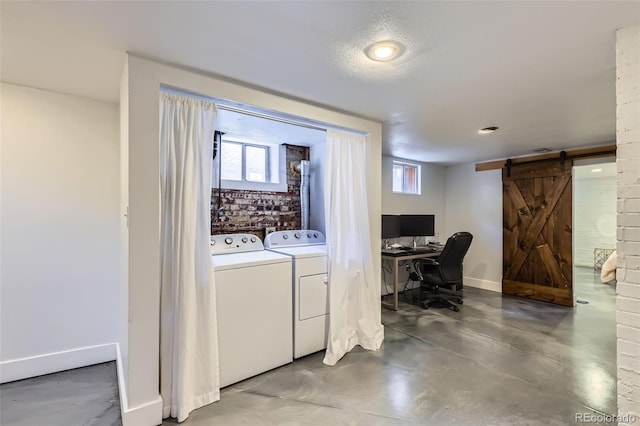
xmin=365 ymin=41 xmax=404 ymax=62
xmin=478 ymin=126 xmax=499 ymax=134
xmin=591 ymin=168 xmax=603 ymax=173
xmin=533 ymin=148 xmax=552 ymax=153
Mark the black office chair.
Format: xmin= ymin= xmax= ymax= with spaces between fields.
xmin=410 ymin=232 xmax=473 ymax=312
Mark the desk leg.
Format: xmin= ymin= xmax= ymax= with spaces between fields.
xmin=393 ymin=258 xmax=399 ymax=310
xmin=382 ymin=258 xmax=400 ymax=311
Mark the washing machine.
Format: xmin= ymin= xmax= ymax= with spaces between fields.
xmin=210 ymin=233 xmax=293 ymax=387
xmin=264 ymin=230 xmax=328 ymax=359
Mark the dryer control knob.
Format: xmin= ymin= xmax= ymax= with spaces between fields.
xmin=250 ymin=236 xmax=257 ymax=243
xmin=313 ymin=232 xmax=319 ymax=238
xmin=294 ymin=232 xmax=301 ymax=239
xmin=224 ymin=237 xmax=233 ymax=245
xmin=283 ymin=234 xmax=289 ymax=239
xmin=307 ymin=232 xmax=312 ymax=238
xmin=210 ymin=240 xmax=215 ymax=246
xmin=241 ymin=237 xmax=248 ymax=243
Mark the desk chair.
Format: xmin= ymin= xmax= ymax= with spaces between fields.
xmin=411 ymin=232 xmax=473 ymax=312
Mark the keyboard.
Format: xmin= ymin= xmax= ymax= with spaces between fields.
xmin=406 ymin=247 xmax=439 ymax=254
xmin=381 ymin=248 xmax=407 ymax=255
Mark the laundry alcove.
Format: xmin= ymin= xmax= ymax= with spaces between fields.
xmin=120 ymin=55 xmax=383 ymax=424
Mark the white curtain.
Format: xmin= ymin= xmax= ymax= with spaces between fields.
xmin=160 ymin=93 xmax=220 ymax=422
xmin=323 ymin=129 xmax=384 ymax=366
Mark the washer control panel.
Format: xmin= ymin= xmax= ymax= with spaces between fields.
xmin=264 ymin=230 xmax=326 ymax=248
xmin=210 ymin=233 xmax=263 ymax=255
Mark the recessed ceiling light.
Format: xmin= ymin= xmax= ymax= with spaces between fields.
xmin=591 ymin=168 xmax=603 ymax=173
xmin=365 ymin=41 xmax=405 ymax=62
xmin=534 ymin=148 xmax=552 ymax=153
xmin=478 ymin=126 xmax=499 ymax=134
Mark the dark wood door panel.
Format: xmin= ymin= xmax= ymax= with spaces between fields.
xmin=502 ymin=160 xmax=573 ymax=307
xmin=505 ymin=162 xmax=567 ymax=180
xmin=503 ymin=279 xmax=573 ymax=306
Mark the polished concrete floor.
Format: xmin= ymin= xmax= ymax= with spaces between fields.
xmin=164 ymin=267 xmax=617 ymax=425
xmin=0 ymin=267 xmax=617 ymax=426
xmin=0 ymin=361 xmax=121 ymax=426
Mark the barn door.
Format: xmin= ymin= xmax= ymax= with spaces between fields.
xmin=503 ymin=159 xmax=573 ymax=306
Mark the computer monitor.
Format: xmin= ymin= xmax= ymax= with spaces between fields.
xmin=400 ymin=214 xmax=435 ymax=237
xmin=382 ymin=215 xmax=402 ymax=239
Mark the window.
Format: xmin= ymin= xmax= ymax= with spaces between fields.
xmin=218 ymin=139 xmax=286 ymax=192
xmin=221 ymin=141 xmax=269 ymax=183
xmin=392 ymin=161 xmax=421 ymax=194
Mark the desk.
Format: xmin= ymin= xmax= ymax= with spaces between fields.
xmin=381 ymin=250 xmax=441 ymax=311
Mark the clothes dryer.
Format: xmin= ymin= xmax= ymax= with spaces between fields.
xmin=211 ymin=233 xmax=293 ymax=387
xmin=264 ymin=230 xmax=328 ymax=359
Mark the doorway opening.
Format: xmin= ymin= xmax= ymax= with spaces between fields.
xmin=572 ymin=159 xmax=617 ymax=301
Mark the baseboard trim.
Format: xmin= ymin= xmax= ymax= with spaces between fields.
xmin=0 ymin=343 xmax=117 ymax=384
xmin=0 ymin=342 xmax=162 ymax=425
xmin=114 ymin=343 xmax=130 ymax=423
xmin=464 ymin=277 xmax=502 ymax=293
xmin=115 ymin=343 xmax=163 ymax=426
xmin=122 ymin=395 xmax=163 ymax=426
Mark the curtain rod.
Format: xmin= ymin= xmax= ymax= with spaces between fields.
xmin=161 ymin=85 xmax=368 ymax=136
xmin=216 ymin=104 xmax=327 ymax=133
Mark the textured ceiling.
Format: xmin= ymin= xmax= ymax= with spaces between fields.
xmin=1 ymin=1 xmax=638 ymax=164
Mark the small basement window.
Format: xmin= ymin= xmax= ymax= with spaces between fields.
xmin=392 ymin=160 xmax=421 ymax=195
xmin=219 ymin=139 xmax=286 ymax=192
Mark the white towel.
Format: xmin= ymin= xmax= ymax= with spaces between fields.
xmin=601 ymin=250 xmax=617 ymax=283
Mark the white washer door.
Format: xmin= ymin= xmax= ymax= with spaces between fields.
xmin=216 ymin=261 xmax=293 ymax=388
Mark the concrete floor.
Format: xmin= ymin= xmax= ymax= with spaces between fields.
xmin=0 ymin=361 xmax=121 ymax=426
xmin=0 ymin=267 xmax=617 ymax=426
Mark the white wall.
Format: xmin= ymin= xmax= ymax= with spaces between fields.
xmin=122 ymin=55 xmax=382 ymax=425
xmin=445 ymin=163 xmax=503 ymax=292
xmin=615 ymin=23 xmax=640 ymax=424
xmin=574 ymin=171 xmax=617 ymax=267
xmin=0 ymin=83 xmax=120 ymax=381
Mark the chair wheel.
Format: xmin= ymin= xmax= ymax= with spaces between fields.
xmin=452 ymin=306 xmax=460 ymax=312
xmin=458 ymin=299 xmax=463 ymax=305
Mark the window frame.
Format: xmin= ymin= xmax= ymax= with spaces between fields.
xmin=221 ymin=140 xmax=271 ymax=183
xmin=218 ymin=138 xmax=286 ymax=192
xmin=392 ymin=160 xmax=421 ymax=195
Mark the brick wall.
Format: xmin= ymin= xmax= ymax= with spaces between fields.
xmin=211 ymin=144 xmax=308 ymax=240
xmin=616 ymin=23 xmax=640 ymax=424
